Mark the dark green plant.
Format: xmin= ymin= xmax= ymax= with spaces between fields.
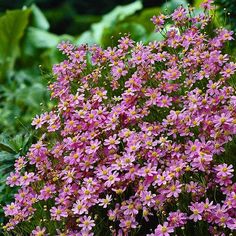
xmin=215 ymin=0 xmax=236 ymax=31
xmin=0 ymin=132 xmax=35 ymax=227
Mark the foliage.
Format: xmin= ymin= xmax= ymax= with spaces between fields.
xmin=215 ymin=0 xmax=236 ymax=32
xmin=0 ymin=133 xmax=35 ymax=224
xmin=0 ymin=4 xmax=61 ymax=226
xmin=0 ymin=6 xmax=47 ymax=135
xmin=0 ymin=9 xmax=30 ymax=80
xmin=77 ymin=0 xmax=190 ymax=47
xmin=0 ymin=0 xmax=166 ymax=35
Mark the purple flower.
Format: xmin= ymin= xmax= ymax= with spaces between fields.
xmin=189 ymin=202 xmax=204 ymax=222
xmin=50 ymin=206 xmax=68 ymax=221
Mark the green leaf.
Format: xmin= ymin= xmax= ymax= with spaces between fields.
xmin=146 ymin=31 xmax=164 ymax=42
xmin=101 ymin=22 xmax=146 ymax=47
xmin=7 ymin=134 xmax=25 ymax=153
xmin=0 ymin=134 xmax=29 ymax=154
xmin=162 ymin=0 xmax=188 ymax=13
xmin=75 ymin=31 xmax=96 ymax=46
xmin=74 ymin=14 xmax=101 ymax=33
xmin=0 ymin=143 xmax=16 ymax=154
xmin=91 ymin=1 xmax=143 ymax=44
xmin=0 ymin=164 xmax=12 ymax=174
xmin=26 ymin=27 xmax=60 ymax=48
xmin=31 ymin=4 xmax=50 ymax=30
xmin=58 ymin=34 xmax=75 ymax=43
xmin=0 ymin=136 xmax=17 ymax=154
xmin=0 ymin=152 xmax=15 ymax=162
xmin=0 ymin=8 xmax=31 ymax=80
xmin=126 ymin=7 xmax=161 ymax=33
xmin=194 ymin=0 xmax=203 ymax=7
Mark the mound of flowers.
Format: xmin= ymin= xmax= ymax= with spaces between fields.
xmin=3 ymin=1 xmax=236 ymax=235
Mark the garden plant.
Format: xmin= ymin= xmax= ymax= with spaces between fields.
xmin=2 ymin=0 xmax=236 ymax=235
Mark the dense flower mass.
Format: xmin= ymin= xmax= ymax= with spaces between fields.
xmin=4 ymin=1 xmax=236 ymax=235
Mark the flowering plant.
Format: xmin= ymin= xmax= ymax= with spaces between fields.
xmin=3 ymin=1 xmax=236 ymax=235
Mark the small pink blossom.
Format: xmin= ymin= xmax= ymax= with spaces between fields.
xmin=78 ymin=216 xmax=95 ymax=231
xmin=50 ymin=206 xmax=68 ymax=221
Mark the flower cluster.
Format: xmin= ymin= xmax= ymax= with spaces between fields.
xmin=4 ymin=1 xmax=236 ymax=235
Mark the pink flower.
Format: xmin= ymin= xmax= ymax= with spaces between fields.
xmin=218 ymin=29 xmax=234 ymax=42
xmin=32 ymin=115 xmax=45 ymax=129
xmin=185 ymin=139 xmax=202 ymax=157
xmin=50 ymin=206 xmax=68 ymax=221
xmin=164 ymin=181 xmax=182 ymax=198
xmin=163 ymin=67 xmax=181 ymax=81
xmin=78 ymin=216 xmax=95 ymax=231
xmin=118 ymin=36 xmax=134 ymax=51
xmin=200 ymin=0 xmax=214 ymax=10
xmin=104 ymin=134 xmax=120 ymax=150
xmin=172 ymin=6 xmax=187 ymax=22
xmin=220 ymin=62 xmax=236 ymax=78
xmin=151 ymin=14 xmax=166 ymax=31
xmin=14 ymin=156 xmax=27 ymax=171
xmin=64 ymin=150 xmax=82 ymax=165
xmin=150 ymin=222 xmax=174 ymax=236
xmin=191 ymin=151 xmax=213 ymax=171
xmin=104 ymin=171 xmax=120 ymax=187
xmin=214 ymin=113 xmax=233 ymax=128
xmin=86 ymin=139 xmax=101 ymax=154
xmin=119 ymin=217 xmax=138 ymax=230
xmin=189 ymin=202 xmax=204 ymax=222
xmin=202 ymin=198 xmax=216 ymax=212
xmin=98 ymin=195 xmax=112 ymax=208
xmin=215 ymin=164 xmax=234 ymax=178
xmin=121 ymin=200 xmax=139 ymax=216
xmin=39 ymin=184 xmax=56 ymax=200
xmin=31 ymin=226 xmax=48 ymax=236
xmin=72 ymin=200 xmax=88 ymax=215
xmin=167 ymin=210 xmax=187 ymax=227
xmin=20 ymin=172 xmax=36 ymax=186
xmin=140 ymin=190 xmax=156 ymax=207
xmin=111 ymin=61 xmax=128 ymax=79
xmin=57 ymin=41 xmax=74 ymax=55
xmin=4 ymin=202 xmax=20 ymax=216
xmin=6 ymin=172 xmax=21 ymax=187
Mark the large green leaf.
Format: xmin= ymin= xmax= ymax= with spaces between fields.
xmin=146 ymin=31 xmax=165 ymax=42
xmin=31 ymin=4 xmax=49 ymax=30
xmin=91 ymin=1 xmax=143 ymax=44
xmin=101 ymin=22 xmax=146 ymax=47
xmin=162 ymin=0 xmax=188 ymax=13
xmin=26 ymin=27 xmax=60 ymax=48
xmin=26 ymin=26 xmax=74 ymax=50
xmin=126 ymin=7 xmax=161 ymax=33
xmin=75 ymin=31 xmax=96 ymax=46
xmin=0 ymin=133 xmax=34 ymax=156
xmin=0 ymin=164 xmax=13 ymax=175
xmin=0 ymin=152 xmax=16 ymax=163
xmin=0 ymin=8 xmax=31 ymax=80
xmin=0 ymin=136 xmax=17 ymax=154
xmin=194 ymin=0 xmax=203 ymax=7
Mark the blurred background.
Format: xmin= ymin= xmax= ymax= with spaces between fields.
xmin=1 ymin=0 xmax=196 ymax=35
xmin=0 ymin=0 xmax=235 ymax=227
